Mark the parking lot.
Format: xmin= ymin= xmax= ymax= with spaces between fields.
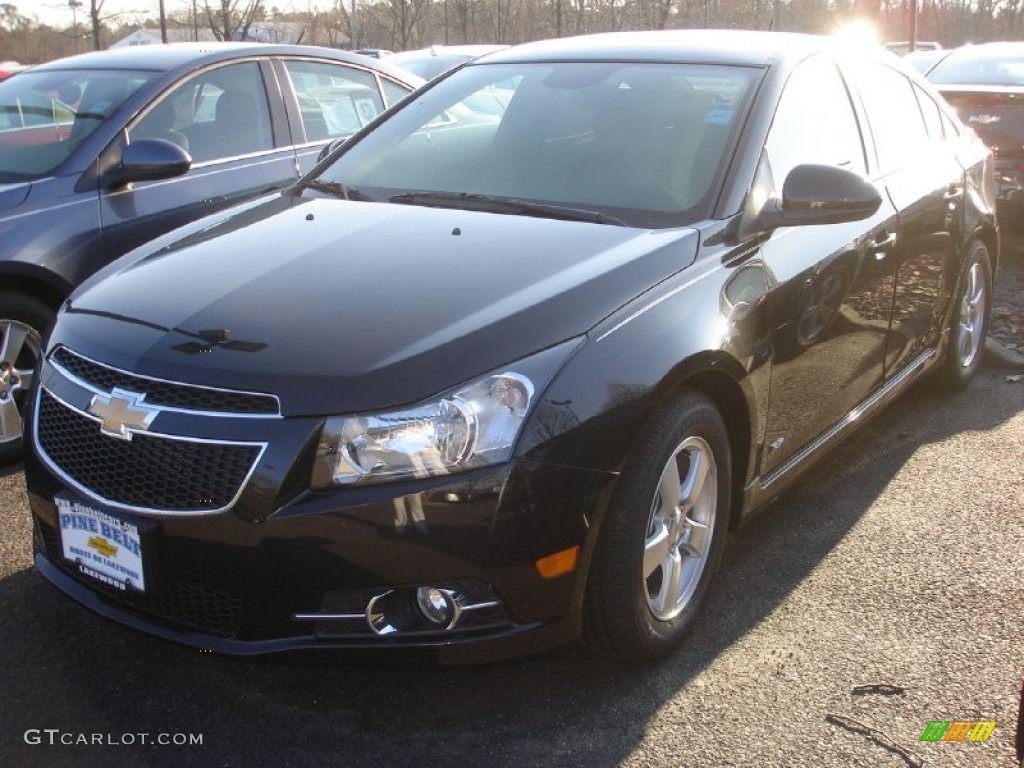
xmin=1 ymin=367 xmax=1021 ymax=767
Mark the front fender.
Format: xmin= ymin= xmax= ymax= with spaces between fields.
xmin=517 ymin=248 xmax=770 ymax=493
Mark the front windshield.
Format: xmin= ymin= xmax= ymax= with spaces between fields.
xmin=316 ymin=61 xmax=757 ymax=229
xmin=0 ymin=68 xmax=155 ymax=182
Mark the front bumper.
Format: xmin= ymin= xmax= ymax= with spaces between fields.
xmin=25 ymin=342 xmax=618 ymax=665
xmin=27 ymin=454 xmax=616 ymax=664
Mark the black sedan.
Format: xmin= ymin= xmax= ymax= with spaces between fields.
xmin=0 ymin=43 xmax=421 ymax=462
xmin=23 ymin=31 xmax=996 ymax=663
xmin=924 ymin=42 xmax=1024 ymax=247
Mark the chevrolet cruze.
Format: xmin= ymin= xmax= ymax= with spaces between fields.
xmin=24 ymin=31 xmax=996 ymax=663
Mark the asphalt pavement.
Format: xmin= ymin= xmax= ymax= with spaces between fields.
xmin=1 ymin=367 xmax=1021 ymax=768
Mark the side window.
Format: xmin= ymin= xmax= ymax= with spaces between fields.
xmin=940 ymin=110 xmax=961 ymax=140
xmin=913 ymin=84 xmax=944 ymax=142
xmin=764 ymin=56 xmax=866 ymax=190
xmin=284 ymin=60 xmax=385 ymax=142
xmin=381 ymin=78 xmax=412 ymax=108
xmin=129 ymin=61 xmax=274 ymax=164
xmin=854 ymin=64 xmax=929 ymax=173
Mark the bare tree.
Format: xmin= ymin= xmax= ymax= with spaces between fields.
xmin=88 ymin=0 xmax=105 ymax=50
xmin=202 ymin=0 xmax=264 ymax=41
xmin=381 ymin=0 xmax=430 ymax=49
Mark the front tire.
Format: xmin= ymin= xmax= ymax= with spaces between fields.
xmin=0 ymin=292 xmax=51 ymax=465
xmin=584 ymin=390 xmax=731 ymax=660
xmin=938 ymin=240 xmax=992 ymax=390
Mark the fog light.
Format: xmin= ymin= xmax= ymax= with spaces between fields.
xmin=415 ymin=586 xmax=460 ymax=629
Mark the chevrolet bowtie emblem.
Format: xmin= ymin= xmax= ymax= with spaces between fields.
xmin=87 ymin=536 xmax=118 ymax=558
xmin=87 ymin=388 xmax=158 ymax=441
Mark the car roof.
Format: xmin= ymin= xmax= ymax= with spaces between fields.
xmin=480 ymin=30 xmax=851 ymax=68
xmin=945 ymin=41 xmax=1024 ymax=55
xmin=26 ymin=42 xmax=419 ymax=83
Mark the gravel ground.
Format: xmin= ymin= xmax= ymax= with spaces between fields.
xmin=992 ymin=245 xmax=1024 ymax=355
xmin=1 ymin=367 xmax=1022 ymax=768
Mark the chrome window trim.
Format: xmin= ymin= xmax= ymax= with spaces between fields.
xmin=50 ymin=346 xmax=282 ymax=419
xmin=33 ymin=385 xmax=268 ymax=517
xmin=189 ymin=146 xmax=291 ymax=168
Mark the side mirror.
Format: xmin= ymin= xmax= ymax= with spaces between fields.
xmin=111 ymin=138 xmax=191 ymax=186
xmin=758 ymin=164 xmax=882 ymax=231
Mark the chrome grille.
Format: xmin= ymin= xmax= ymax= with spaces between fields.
xmin=51 ymin=346 xmax=279 ymax=415
xmin=36 ymin=390 xmax=262 ymax=513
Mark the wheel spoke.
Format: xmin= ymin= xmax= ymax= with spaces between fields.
xmin=656 ymin=458 xmax=681 ymax=518
xmin=679 ymin=444 xmax=709 ymax=510
xmin=0 ymin=321 xmax=28 ymax=368
xmin=967 ymin=265 xmax=983 ymax=305
xmin=0 ymin=395 xmax=21 ymax=443
xmin=679 ymin=517 xmax=710 ymax=559
xmin=651 ymin=551 xmax=683 ymax=615
xmin=13 ymin=367 xmax=33 ymax=391
xmin=960 ymin=319 xmax=973 ymax=350
xmin=643 ymin=525 xmax=672 ymax=579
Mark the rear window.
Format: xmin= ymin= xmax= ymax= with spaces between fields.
xmin=928 ymin=49 xmax=1024 ymax=85
xmin=942 ymin=90 xmax=1024 ymax=157
xmin=0 ymin=68 xmax=154 ymax=181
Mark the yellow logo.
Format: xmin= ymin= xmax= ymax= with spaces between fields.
xmin=87 ymin=536 xmax=118 ymax=558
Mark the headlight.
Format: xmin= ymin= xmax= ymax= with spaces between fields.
xmin=311 ymin=340 xmax=581 ymax=488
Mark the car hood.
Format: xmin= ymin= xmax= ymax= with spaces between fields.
xmin=59 ymin=194 xmax=699 ymax=416
xmin=0 ymin=181 xmax=31 ymax=211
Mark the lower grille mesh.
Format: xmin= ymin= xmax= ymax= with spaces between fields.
xmin=39 ymin=521 xmax=242 ymax=637
xmin=37 ymin=390 xmax=261 ymax=512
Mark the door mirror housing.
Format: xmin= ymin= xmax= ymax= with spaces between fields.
xmin=111 ymin=138 xmax=192 ymax=186
xmin=758 ymin=164 xmax=882 ymax=231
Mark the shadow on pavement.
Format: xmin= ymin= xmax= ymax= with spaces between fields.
xmin=0 ymin=369 xmax=1020 ymax=767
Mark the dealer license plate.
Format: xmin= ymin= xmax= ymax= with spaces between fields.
xmin=56 ymin=496 xmax=147 ymax=592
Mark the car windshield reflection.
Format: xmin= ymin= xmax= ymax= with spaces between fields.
xmin=0 ymin=69 xmax=155 ymax=181
xmin=317 ymin=62 xmax=758 ymax=229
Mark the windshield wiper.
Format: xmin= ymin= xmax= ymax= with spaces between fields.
xmin=301 ymin=179 xmax=371 ymax=201
xmin=388 ymin=192 xmax=628 ymax=226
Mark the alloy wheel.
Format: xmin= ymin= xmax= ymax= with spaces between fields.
xmin=0 ymin=319 xmax=40 ymax=445
xmin=644 ymin=435 xmax=718 ymax=622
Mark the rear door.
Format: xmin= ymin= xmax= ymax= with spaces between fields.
xmin=846 ymin=62 xmax=964 ymax=376
xmin=96 ymin=58 xmax=299 ymax=260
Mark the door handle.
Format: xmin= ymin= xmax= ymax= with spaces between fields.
xmin=871 ymin=231 xmax=897 ymax=260
xmin=944 ymin=185 xmax=964 ymax=202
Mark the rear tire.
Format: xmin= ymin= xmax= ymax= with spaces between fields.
xmin=937 ymin=240 xmax=991 ymax=390
xmin=0 ymin=292 xmax=52 ymax=465
xmin=584 ymin=389 xmax=731 ymax=661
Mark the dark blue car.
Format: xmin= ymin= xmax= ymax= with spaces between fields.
xmin=0 ymin=43 xmax=421 ymax=462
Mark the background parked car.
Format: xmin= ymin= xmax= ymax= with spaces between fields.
xmin=0 ymin=42 xmax=421 ymax=463
xmin=925 ymin=42 xmax=1024 ymax=249
xmin=0 ymin=60 xmax=26 ymax=81
xmin=389 ymin=44 xmax=507 ymax=80
xmin=353 ymin=48 xmax=394 ymax=59
xmin=883 ymin=40 xmax=942 ymax=56
xmin=903 ymin=47 xmax=950 ymax=75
